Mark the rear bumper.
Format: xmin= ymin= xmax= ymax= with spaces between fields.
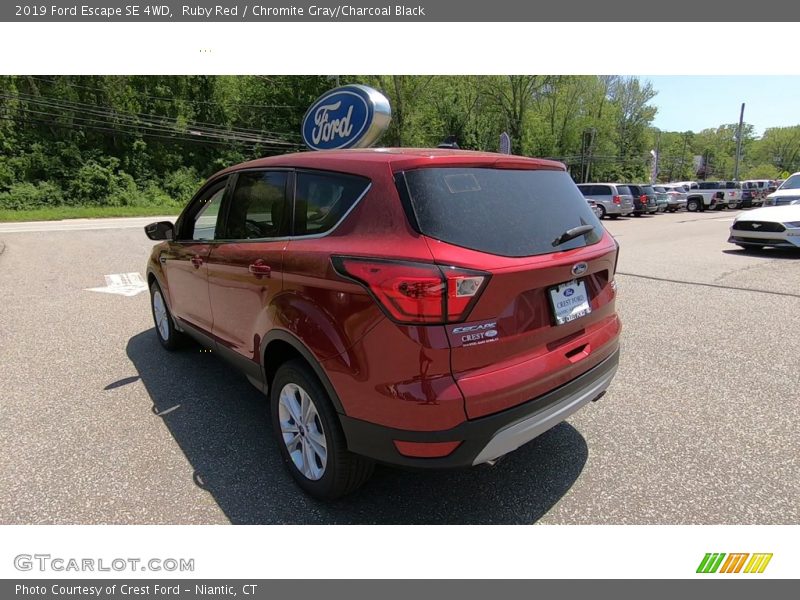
xmin=340 ymin=346 xmax=620 ymax=468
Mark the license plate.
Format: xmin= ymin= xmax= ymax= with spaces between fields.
xmin=549 ymin=279 xmax=592 ymax=325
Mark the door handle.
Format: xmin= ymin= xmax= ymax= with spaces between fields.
xmin=249 ymin=260 xmax=271 ymax=278
xmin=190 ymin=255 xmax=203 ymax=269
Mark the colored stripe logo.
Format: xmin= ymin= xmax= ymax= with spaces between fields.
xmin=697 ymin=553 xmax=773 ymax=574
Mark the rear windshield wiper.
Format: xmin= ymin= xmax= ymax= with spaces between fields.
xmin=552 ymin=224 xmax=595 ymax=248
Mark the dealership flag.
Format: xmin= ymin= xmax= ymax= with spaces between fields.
xmin=499 ymin=132 xmax=511 ymax=154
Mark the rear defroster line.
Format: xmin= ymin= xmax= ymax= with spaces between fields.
xmin=616 ymin=271 xmax=800 ymax=300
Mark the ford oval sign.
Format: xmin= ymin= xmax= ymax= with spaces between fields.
xmin=302 ymin=85 xmax=391 ymax=151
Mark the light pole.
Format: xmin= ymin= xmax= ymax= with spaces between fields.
xmin=734 ymin=103 xmax=745 ymax=181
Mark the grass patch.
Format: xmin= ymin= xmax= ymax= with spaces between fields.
xmin=0 ymin=205 xmax=181 ymax=222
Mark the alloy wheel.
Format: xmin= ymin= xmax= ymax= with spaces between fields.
xmin=278 ymin=383 xmax=328 ymax=481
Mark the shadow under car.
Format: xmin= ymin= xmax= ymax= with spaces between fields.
xmin=125 ymin=329 xmax=589 ymax=524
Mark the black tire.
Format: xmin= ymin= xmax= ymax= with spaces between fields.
xmin=270 ymin=359 xmax=374 ymax=499
xmin=687 ymin=198 xmax=699 ymax=212
xmin=149 ymin=281 xmax=184 ymax=350
xmin=597 ymin=205 xmax=607 ymax=220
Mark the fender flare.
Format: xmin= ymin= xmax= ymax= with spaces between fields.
xmin=259 ymin=329 xmax=346 ymax=415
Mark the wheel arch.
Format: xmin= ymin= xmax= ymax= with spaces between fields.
xmin=260 ymin=330 xmax=346 ymax=415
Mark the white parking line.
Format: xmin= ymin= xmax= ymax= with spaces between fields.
xmin=0 ymin=216 xmax=177 ymax=233
xmin=85 ymin=273 xmax=148 ymax=297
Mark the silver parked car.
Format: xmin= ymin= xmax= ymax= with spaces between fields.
xmin=657 ymin=184 xmax=688 ymax=212
xmin=576 ymin=183 xmax=634 ymax=219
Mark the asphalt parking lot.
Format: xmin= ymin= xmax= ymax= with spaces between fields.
xmin=0 ymin=209 xmax=798 ymax=524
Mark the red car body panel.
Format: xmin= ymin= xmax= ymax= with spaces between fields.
xmin=161 ymin=242 xmax=214 ymax=331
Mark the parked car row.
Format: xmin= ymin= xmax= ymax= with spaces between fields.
xmin=577 ymin=175 xmax=800 ymax=219
xmin=577 ymin=182 xmax=686 ymax=217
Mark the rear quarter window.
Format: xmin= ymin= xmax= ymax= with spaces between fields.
xmin=400 ymin=167 xmax=603 ymax=258
xmin=294 ymin=170 xmax=370 ymax=235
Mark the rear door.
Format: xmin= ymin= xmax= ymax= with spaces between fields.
xmin=206 ymin=170 xmax=291 ymax=363
xmin=162 ymin=177 xmax=228 ymax=332
xmin=615 ymin=184 xmax=634 ymax=212
xmin=400 ymin=167 xmax=619 ymax=418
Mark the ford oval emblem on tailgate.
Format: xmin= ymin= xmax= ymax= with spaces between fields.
xmin=571 ymin=262 xmax=588 ymax=276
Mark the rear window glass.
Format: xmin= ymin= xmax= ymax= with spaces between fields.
xmin=294 ymin=171 xmax=370 ymax=235
xmin=641 ymin=186 xmax=654 ymax=195
xmin=401 ymin=168 xmax=603 ymax=258
xmin=616 ymin=185 xmax=631 ymax=196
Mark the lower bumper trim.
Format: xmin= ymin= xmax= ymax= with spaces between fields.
xmin=339 ymin=346 xmax=620 ymax=469
xmin=471 ymin=361 xmax=617 ymax=465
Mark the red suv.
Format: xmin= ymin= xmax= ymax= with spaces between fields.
xmin=144 ymin=149 xmax=621 ymax=499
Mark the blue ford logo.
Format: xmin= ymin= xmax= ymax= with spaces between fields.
xmin=571 ymin=262 xmax=588 ymax=276
xmin=302 ymin=85 xmax=391 ymax=151
xmin=564 ymin=289 xmax=575 ymax=297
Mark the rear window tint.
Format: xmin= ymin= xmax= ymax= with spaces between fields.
xmin=400 ymin=168 xmax=603 ymax=258
xmin=294 ymin=170 xmax=370 ymax=235
xmin=616 ymin=185 xmax=631 ymax=196
xmin=641 ymin=186 xmax=655 ymax=195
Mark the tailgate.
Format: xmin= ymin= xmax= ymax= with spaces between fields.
xmin=435 ymin=239 xmax=619 ymax=418
xmin=398 ymin=165 xmax=621 ymax=419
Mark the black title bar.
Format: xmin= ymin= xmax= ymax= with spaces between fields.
xmin=4 ymin=1 xmax=799 ymax=21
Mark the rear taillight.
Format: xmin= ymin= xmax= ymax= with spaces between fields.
xmin=640 ymin=194 xmax=647 ymax=203
xmin=332 ymin=256 xmax=489 ymax=325
xmin=613 ymin=195 xmax=621 ymax=204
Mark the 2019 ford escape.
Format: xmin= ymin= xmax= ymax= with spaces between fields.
xmin=144 ymin=148 xmax=622 ymax=499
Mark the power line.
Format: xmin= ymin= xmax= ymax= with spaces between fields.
xmin=2 ymin=90 xmax=302 ymax=141
xmin=27 ymin=76 xmax=298 ymax=110
xmin=1 ymin=92 xmax=301 ymax=146
xmin=0 ymin=113 xmax=301 ymax=152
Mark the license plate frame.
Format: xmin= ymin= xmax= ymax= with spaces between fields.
xmin=548 ymin=279 xmax=592 ymax=326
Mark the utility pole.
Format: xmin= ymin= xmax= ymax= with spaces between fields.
xmin=678 ymin=132 xmax=689 ymax=178
xmin=651 ymin=129 xmax=660 ymax=184
xmin=579 ymin=131 xmax=587 ymax=183
xmin=734 ymin=103 xmax=745 ymax=181
xmin=584 ymin=128 xmax=596 ymax=182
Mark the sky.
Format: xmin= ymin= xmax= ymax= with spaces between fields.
xmin=639 ymin=76 xmax=800 ymax=137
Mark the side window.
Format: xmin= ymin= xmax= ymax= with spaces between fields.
xmin=294 ymin=171 xmax=370 ymax=235
xmin=180 ymin=179 xmax=227 ymax=241
xmin=194 ymin=188 xmax=225 ymax=240
xmin=596 ymin=185 xmax=611 ymax=195
xmin=223 ymin=171 xmax=289 ymax=240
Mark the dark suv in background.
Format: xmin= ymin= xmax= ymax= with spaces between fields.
xmin=626 ymin=184 xmax=658 ymax=216
xmin=144 ymin=149 xmax=622 ymax=499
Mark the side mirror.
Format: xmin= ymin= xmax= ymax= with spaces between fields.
xmin=144 ymin=221 xmax=175 ymax=241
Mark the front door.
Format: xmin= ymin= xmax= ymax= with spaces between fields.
xmin=162 ymin=178 xmax=228 ymax=332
